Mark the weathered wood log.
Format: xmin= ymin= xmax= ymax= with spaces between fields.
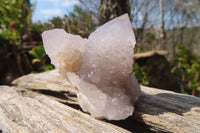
xmin=0 ymin=70 xmax=199 ymax=133
xmin=0 ymin=86 xmax=131 ymax=133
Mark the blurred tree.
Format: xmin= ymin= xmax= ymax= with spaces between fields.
xmin=49 ymin=17 xmax=64 ymax=29
xmin=159 ymin=0 xmax=166 ymax=50
xmin=0 ymin=0 xmax=33 ymax=77
xmin=171 ymin=45 xmax=200 ymax=96
xmin=0 ymin=0 xmax=33 ymax=45
xmin=79 ymin=0 xmax=200 ymax=54
xmin=98 ymin=0 xmax=130 ymax=24
xmin=65 ymin=5 xmax=96 ymax=37
xmin=164 ymin=0 xmax=200 ymax=57
xmin=130 ymin=0 xmax=158 ymax=52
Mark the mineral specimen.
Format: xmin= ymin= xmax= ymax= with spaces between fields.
xmin=42 ymin=14 xmax=141 ymax=120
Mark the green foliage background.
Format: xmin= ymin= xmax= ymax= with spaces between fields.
xmin=171 ymin=45 xmax=200 ymax=96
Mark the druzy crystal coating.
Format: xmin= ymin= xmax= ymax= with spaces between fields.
xmin=42 ymin=14 xmax=141 ymax=120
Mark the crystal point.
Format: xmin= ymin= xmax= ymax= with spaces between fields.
xmin=42 ymin=14 xmax=141 ymax=120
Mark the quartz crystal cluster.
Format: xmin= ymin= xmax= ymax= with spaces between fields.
xmin=42 ymin=14 xmax=141 ymax=120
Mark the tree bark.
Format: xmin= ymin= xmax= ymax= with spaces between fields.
xmin=159 ymin=0 xmax=166 ymax=50
xmin=99 ymin=0 xmax=130 ymax=25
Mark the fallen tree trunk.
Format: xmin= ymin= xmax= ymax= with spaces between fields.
xmin=0 ymin=70 xmax=199 ymax=133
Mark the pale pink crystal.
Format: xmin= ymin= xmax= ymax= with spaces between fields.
xmin=42 ymin=14 xmax=141 ymax=120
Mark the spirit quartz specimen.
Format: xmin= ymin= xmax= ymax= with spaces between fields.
xmin=42 ymin=14 xmax=141 ymax=120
